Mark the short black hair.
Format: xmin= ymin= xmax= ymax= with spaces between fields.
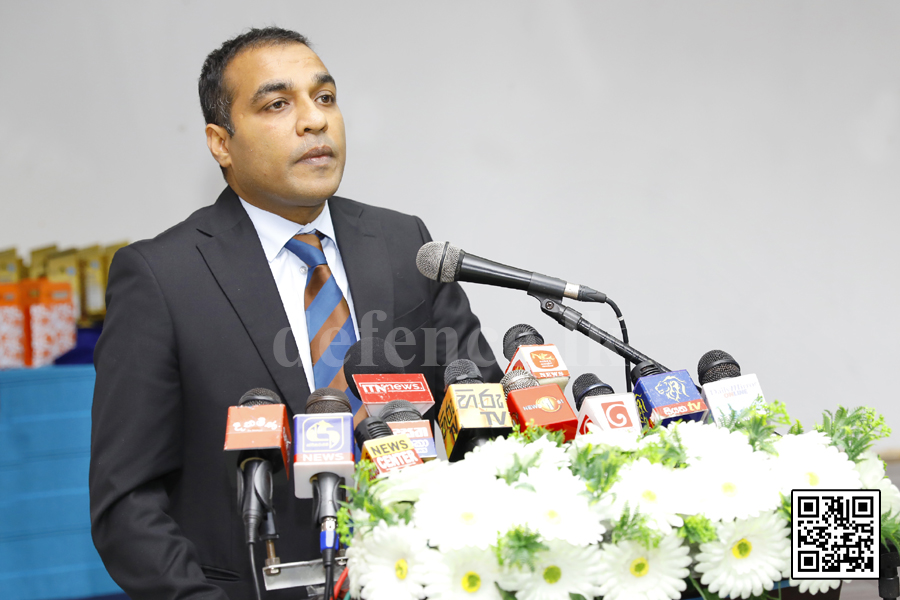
xmin=199 ymin=27 xmax=310 ymax=137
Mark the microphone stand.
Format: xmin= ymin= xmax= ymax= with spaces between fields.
xmin=528 ymin=291 xmax=671 ymax=375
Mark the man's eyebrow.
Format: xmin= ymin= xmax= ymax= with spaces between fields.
xmin=314 ymin=72 xmax=336 ymax=88
xmin=250 ymin=79 xmax=294 ymax=105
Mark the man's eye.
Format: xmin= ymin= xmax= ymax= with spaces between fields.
xmin=318 ymin=93 xmax=335 ymax=105
xmin=269 ymin=100 xmax=287 ymax=110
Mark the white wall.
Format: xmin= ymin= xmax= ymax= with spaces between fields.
xmin=2 ymin=1 xmax=898 ymax=450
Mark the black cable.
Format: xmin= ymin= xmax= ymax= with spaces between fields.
xmin=605 ymin=297 xmax=631 ymax=393
xmin=324 ymin=562 xmax=335 ymax=600
xmin=248 ymin=542 xmax=263 ymax=600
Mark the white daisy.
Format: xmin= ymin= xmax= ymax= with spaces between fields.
xmin=424 ymin=547 xmax=505 ymax=600
xmin=878 ymin=478 xmax=900 ymax=518
xmin=374 ymin=459 xmax=451 ymax=506
xmin=686 ymin=451 xmax=780 ymax=521
xmin=607 ymin=458 xmax=688 ymax=533
xmin=595 ymin=533 xmax=691 ymax=600
xmin=666 ymin=420 xmax=753 ymax=465
xmin=499 ymin=540 xmax=603 ymax=600
xmin=570 ymin=424 xmax=642 ymax=453
xmin=786 ymin=578 xmax=842 ymax=596
xmin=694 ymin=511 xmax=790 ymax=600
xmin=517 ymin=467 xmax=605 ymax=545
xmin=855 ymin=450 xmax=886 ymax=488
xmin=352 ymin=521 xmax=438 ymax=600
xmin=458 ymin=435 xmax=528 ymax=479
xmin=414 ymin=473 xmax=516 ymax=550
xmin=771 ymin=434 xmax=861 ymax=495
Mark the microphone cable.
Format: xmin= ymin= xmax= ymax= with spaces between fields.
xmin=248 ymin=543 xmax=263 ymax=600
xmin=604 ymin=297 xmax=632 ymax=393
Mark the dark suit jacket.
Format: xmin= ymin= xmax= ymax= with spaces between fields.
xmin=89 ymin=187 xmax=502 ymax=599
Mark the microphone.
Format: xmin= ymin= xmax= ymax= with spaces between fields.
xmin=356 ymin=416 xmax=424 ymax=474
xmin=342 ymin=338 xmax=435 ymax=426
xmin=438 ymin=359 xmax=513 ymax=462
xmin=416 ymin=241 xmax=607 ymax=303
xmin=572 ymin=373 xmax=641 ymax=436
xmin=630 ymin=361 xmax=708 ymax=429
xmin=697 ymin=350 xmax=766 ymax=426
xmin=293 ymin=388 xmax=355 ymax=598
xmin=501 ymin=371 xmax=578 ymax=440
xmin=223 ymin=388 xmax=292 ymax=546
xmin=502 ymin=324 xmax=571 ymax=391
xmin=380 ymin=400 xmax=437 ymax=461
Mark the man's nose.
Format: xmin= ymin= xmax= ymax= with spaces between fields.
xmin=296 ymin=99 xmax=328 ymax=133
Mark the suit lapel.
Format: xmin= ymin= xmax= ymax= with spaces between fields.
xmin=330 ymin=197 xmax=394 ymax=338
xmin=195 ymin=188 xmax=311 ymax=414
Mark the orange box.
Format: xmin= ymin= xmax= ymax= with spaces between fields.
xmin=0 ymin=283 xmax=26 ymax=368
xmin=19 ymin=279 xmax=77 ymax=367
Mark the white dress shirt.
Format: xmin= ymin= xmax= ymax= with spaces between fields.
xmin=239 ymin=198 xmax=360 ymax=393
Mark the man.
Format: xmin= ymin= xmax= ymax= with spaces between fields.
xmin=90 ymin=27 xmax=501 ymax=599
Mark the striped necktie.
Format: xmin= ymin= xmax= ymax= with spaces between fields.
xmin=284 ymin=232 xmax=358 ymax=402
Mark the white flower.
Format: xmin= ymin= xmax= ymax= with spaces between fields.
xmin=351 ymin=521 xmax=438 ymax=600
xmin=374 ymin=459 xmax=451 ymax=506
xmin=607 ymin=458 xmax=687 ymax=533
xmin=855 ymin=450 xmax=886 ymax=489
xmin=499 ymin=540 xmax=603 ymax=600
xmin=517 ymin=467 xmax=605 ymax=545
xmin=570 ymin=424 xmax=642 ymax=453
xmin=460 ymin=435 xmax=570 ymax=481
xmin=771 ymin=434 xmax=861 ymax=494
xmin=425 ymin=547 xmax=504 ymax=600
xmin=695 ymin=511 xmax=790 ymax=599
xmin=786 ymin=578 xmax=842 ymax=596
xmin=595 ymin=533 xmax=691 ymax=600
xmin=414 ymin=473 xmax=516 ymax=550
xmin=878 ymin=479 xmax=900 ymax=518
xmin=686 ymin=451 xmax=780 ymax=522
xmin=666 ymin=420 xmax=753 ymax=465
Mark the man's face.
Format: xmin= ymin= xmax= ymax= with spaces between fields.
xmin=216 ymin=42 xmax=346 ymax=208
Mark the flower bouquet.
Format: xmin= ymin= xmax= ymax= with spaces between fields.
xmin=338 ymin=402 xmax=899 ymax=600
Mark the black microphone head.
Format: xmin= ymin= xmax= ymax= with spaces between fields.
xmin=380 ymin=400 xmax=423 ymax=422
xmin=630 ymin=361 xmax=664 ymax=386
xmin=443 ymin=359 xmax=484 ymax=389
xmin=306 ymin=387 xmax=351 ymax=414
xmin=502 ymin=324 xmax=545 ymax=361
xmin=572 ymin=373 xmax=615 ymax=411
xmin=238 ymin=387 xmax=282 ymax=406
xmin=500 ymin=369 xmax=540 ymax=396
xmin=698 ymin=350 xmax=742 ymax=385
xmin=343 ymin=337 xmax=405 ymax=398
xmin=355 ymin=416 xmax=393 ymax=447
xmin=416 ymin=241 xmax=462 ymax=283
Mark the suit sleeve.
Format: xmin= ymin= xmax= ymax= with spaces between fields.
xmin=413 ymin=218 xmax=504 ymax=387
xmin=90 ymin=245 xmax=227 ymax=600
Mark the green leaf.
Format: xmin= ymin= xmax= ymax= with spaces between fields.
xmin=495 ymin=526 xmax=548 ymax=571
xmin=815 ymin=406 xmax=892 ymax=462
xmin=636 ymin=427 xmax=689 ymax=468
xmin=609 ymin=504 xmax=662 ymax=548
xmin=720 ymin=399 xmax=793 ymax=455
xmin=494 ymin=583 xmax=518 ymax=600
xmin=882 ymin=512 xmax=900 ymax=553
xmin=678 ymin=514 xmax=718 ymax=545
xmin=509 ymin=422 xmax=566 ymax=446
xmin=498 ymin=450 xmax=542 ymax=485
xmin=569 ymin=444 xmax=630 ymax=499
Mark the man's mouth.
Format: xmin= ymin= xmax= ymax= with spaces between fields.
xmin=298 ymin=145 xmax=334 ymax=164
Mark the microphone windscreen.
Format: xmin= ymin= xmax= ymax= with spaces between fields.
xmin=501 ymin=369 xmax=540 ymax=396
xmin=502 ymin=324 xmax=545 ymax=361
xmin=355 ymin=417 xmax=393 ymax=448
xmin=572 ymin=373 xmax=615 ymax=411
xmin=698 ymin=350 xmax=742 ymax=385
xmin=443 ymin=359 xmax=484 ymax=389
xmin=416 ymin=241 xmax=462 ymax=283
xmin=343 ymin=337 xmax=405 ymax=398
xmin=306 ymin=387 xmax=351 ymax=414
xmin=380 ymin=400 xmax=423 ymax=422
xmin=239 ymin=387 xmax=282 ymax=406
xmin=630 ymin=361 xmax=664 ymax=386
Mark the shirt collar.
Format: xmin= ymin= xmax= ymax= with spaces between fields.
xmin=238 ymin=198 xmax=337 ymax=263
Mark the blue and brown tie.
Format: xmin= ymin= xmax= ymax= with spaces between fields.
xmin=285 ymin=232 xmax=358 ymax=407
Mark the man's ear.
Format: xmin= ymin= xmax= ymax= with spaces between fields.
xmin=206 ymin=123 xmax=232 ymax=170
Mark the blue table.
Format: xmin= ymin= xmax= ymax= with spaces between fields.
xmin=0 ymin=366 xmax=126 ymax=600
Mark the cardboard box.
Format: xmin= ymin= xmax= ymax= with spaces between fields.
xmin=0 ymin=283 xmax=26 ymax=368
xmin=28 ymin=245 xmax=58 ymax=279
xmin=20 ymin=279 xmax=77 ymax=367
xmin=0 ymin=248 xmax=24 ymax=284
